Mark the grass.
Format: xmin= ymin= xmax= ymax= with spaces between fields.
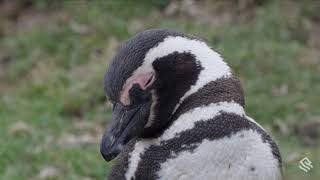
xmin=0 ymin=0 xmax=319 ymax=179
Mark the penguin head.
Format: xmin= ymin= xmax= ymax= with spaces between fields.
xmin=101 ymin=29 xmax=241 ymax=161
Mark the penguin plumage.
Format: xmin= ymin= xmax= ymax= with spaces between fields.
xmin=101 ymin=29 xmax=282 ymax=180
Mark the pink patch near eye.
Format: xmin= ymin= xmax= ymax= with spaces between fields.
xmin=120 ymin=72 xmax=155 ymax=105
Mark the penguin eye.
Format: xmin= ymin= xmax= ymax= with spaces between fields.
xmin=145 ymin=74 xmax=154 ymax=87
xmin=119 ymin=73 xmax=154 ymax=106
xmin=129 ymin=83 xmax=148 ymax=104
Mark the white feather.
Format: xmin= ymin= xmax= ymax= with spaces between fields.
xmin=145 ymin=90 xmax=157 ymax=127
xmin=158 ymin=130 xmax=281 ymax=180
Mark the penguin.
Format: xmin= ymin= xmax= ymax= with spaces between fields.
xmin=101 ymin=29 xmax=282 ymax=180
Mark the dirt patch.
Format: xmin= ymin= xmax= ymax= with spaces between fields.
xmin=57 ymin=122 xmax=103 ymax=147
xmin=0 ymin=0 xmax=65 ymax=36
xmin=163 ymin=0 xmax=268 ymax=26
xmin=37 ymin=166 xmax=60 ymax=179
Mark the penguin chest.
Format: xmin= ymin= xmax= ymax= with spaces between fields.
xmin=125 ymin=130 xmax=280 ymax=180
xmin=157 ymin=130 xmax=281 ymax=180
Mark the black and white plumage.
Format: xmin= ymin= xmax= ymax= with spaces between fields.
xmin=101 ymin=29 xmax=282 ymax=180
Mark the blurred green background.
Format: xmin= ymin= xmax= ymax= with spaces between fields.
xmin=0 ymin=0 xmax=319 ymax=179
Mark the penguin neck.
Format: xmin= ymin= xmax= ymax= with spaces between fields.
xmin=173 ymin=75 xmax=245 ymax=121
xmin=141 ymin=75 xmax=245 ymax=139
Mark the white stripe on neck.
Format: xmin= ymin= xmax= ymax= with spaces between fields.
xmin=160 ymin=101 xmax=246 ymax=141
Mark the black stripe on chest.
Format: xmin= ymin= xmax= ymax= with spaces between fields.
xmin=107 ymin=140 xmax=135 ymax=180
xmin=132 ymin=113 xmax=281 ymax=180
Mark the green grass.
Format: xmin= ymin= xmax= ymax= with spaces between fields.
xmin=0 ymin=0 xmax=319 ymax=179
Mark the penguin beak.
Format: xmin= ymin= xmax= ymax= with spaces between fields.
xmin=100 ymin=102 xmax=150 ymax=161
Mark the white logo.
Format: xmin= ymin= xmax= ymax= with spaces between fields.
xmin=299 ymin=157 xmax=313 ymax=172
